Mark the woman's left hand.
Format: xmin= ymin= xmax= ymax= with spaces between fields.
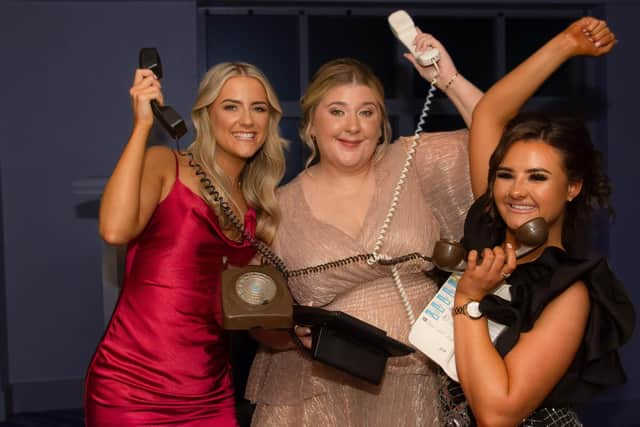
xmin=404 ymin=28 xmax=458 ymax=89
xmin=456 ymin=244 xmax=517 ymax=301
xmin=563 ymin=17 xmax=617 ymax=57
xmin=293 ymin=325 xmax=312 ymax=349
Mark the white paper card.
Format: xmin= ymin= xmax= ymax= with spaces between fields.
xmin=409 ymin=274 xmax=511 ymax=382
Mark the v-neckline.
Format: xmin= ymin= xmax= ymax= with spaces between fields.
xmin=174 ymin=179 xmax=255 ymax=244
xmin=297 ymin=167 xmax=381 ymax=242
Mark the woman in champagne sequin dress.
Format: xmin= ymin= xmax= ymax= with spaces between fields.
xmin=246 ymin=31 xmax=487 ymax=426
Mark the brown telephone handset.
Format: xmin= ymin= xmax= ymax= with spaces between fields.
xmin=221 ymin=264 xmax=293 ymax=330
xmin=431 ymin=217 xmax=549 ymax=272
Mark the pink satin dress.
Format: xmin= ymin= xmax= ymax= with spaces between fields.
xmin=85 ymin=155 xmax=256 ymax=426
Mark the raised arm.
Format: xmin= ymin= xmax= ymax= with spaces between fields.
xmin=99 ymin=69 xmax=173 ymax=244
xmin=404 ymin=28 xmax=483 ymax=128
xmin=469 ymin=17 xmax=615 ymax=197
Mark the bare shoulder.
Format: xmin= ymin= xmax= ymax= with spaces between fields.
xmin=146 ymin=145 xmax=175 ymax=163
xmin=276 ymin=172 xmax=305 ymax=201
xmin=141 ymin=146 xmax=178 ymax=202
xmin=549 ymin=280 xmax=590 ymax=312
xmin=554 ymin=280 xmax=589 ymax=304
xmin=144 ymin=145 xmax=176 ymax=175
xmin=535 ymin=280 xmax=590 ymax=334
xmin=397 ymin=129 xmax=469 ymax=151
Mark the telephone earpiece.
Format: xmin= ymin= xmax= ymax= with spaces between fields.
xmin=432 ymin=217 xmax=549 ymax=272
xmin=139 ymin=48 xmax=187 ymax=140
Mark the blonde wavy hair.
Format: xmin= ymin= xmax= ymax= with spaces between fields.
xmin=299 ymin=58 xmax=392 ymax=167
xmin=187 ymin=62 xmax=287 ymax=244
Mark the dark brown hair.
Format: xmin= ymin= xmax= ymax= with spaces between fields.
xmin=480 ymin=112 xmax=612 ymax=256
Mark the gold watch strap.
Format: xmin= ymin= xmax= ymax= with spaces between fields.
xmin=452 ymin=300 xmax=483 ymax=319
xmin=452 ymin=305 xmax=468 ymax=316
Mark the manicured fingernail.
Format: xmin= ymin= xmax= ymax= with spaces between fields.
xmin=595 ymin=41 xmax=601 ymax=47
xmin=506 ymin=243 xmax=513 ymax=249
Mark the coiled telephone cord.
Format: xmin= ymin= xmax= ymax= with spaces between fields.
xmin=369 ymin=62 xmax=440 ymax=324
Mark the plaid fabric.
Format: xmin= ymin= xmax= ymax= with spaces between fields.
xmin=521 ymin=407 xmax=582 ymax=427
xmin=439 ymin=377 xmax=582 ymax=427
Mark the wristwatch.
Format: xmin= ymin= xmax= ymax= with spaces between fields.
xmin=452 ymin=300 xmax=483 ymax=319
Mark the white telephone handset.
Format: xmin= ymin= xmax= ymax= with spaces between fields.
xmin=388 ymin=10 xmax=440 ymax=67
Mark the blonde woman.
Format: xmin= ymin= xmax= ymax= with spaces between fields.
xmin=246 ymin=32 xmax=484 ymax=425
xmin=84 ymin=62 xmax=287 ymax=426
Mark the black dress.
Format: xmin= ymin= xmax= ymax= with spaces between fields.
xmin=440 ymin=200 xmax=636 ymax=427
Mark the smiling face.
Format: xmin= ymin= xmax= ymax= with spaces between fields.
xmin=492 ymin=139 xmax=582 ymax=248
xmin=309 ymin=83 xmax=382 ymax=173
xmin=208 ymin=76 xmax=269 ymax=172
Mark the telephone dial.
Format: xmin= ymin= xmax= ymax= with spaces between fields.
xmin=139 ymin=48 xmax=188 ymax=140
xmin=221 ymin=265 xmax=293 ymax=330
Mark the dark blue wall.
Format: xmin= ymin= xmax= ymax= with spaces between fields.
xmin=0 ymin=0 xmax=198 ymax=416
xmin=596 ymin=2 xmax=640 ymax=424
xmin=0 ymin=0 xmax=637 ymax=424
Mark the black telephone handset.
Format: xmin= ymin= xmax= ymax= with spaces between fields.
xmin=138 ymin=48 xmax=187 ymax=140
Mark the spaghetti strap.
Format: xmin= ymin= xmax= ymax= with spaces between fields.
xmin=172 ymin=150 xmax=179 ymax=179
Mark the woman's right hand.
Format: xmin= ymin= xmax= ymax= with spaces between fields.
xmin=249 ymin=327 xmax=294 ymax=351
xmin=404 ymin=28 xmax=458 ymax=89
xmin=129 ymin=68 xmax=164 ymax=129
xmin=456 ymin=244 xmax=517 ymax=302
xmin=563 ymin=17 xmax=616 ymax=57
xmin=293 ymin=325 xmax=312 ymax=350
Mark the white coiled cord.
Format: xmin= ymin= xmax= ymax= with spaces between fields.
xmin=369 ymin=61 xmax=440 ymax=325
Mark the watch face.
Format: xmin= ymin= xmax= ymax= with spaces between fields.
xmin=466 ymin=301 xmax=483 ymax=319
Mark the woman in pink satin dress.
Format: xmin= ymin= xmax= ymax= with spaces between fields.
xmin=84 ymin=62 xmax=287 ymax=426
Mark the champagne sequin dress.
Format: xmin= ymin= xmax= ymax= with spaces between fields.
xmin=246 ymin=130 xmax=473 ymax=426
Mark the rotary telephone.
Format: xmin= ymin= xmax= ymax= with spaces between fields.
xmin=221 ymin=265 xmax=293 ymax=330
